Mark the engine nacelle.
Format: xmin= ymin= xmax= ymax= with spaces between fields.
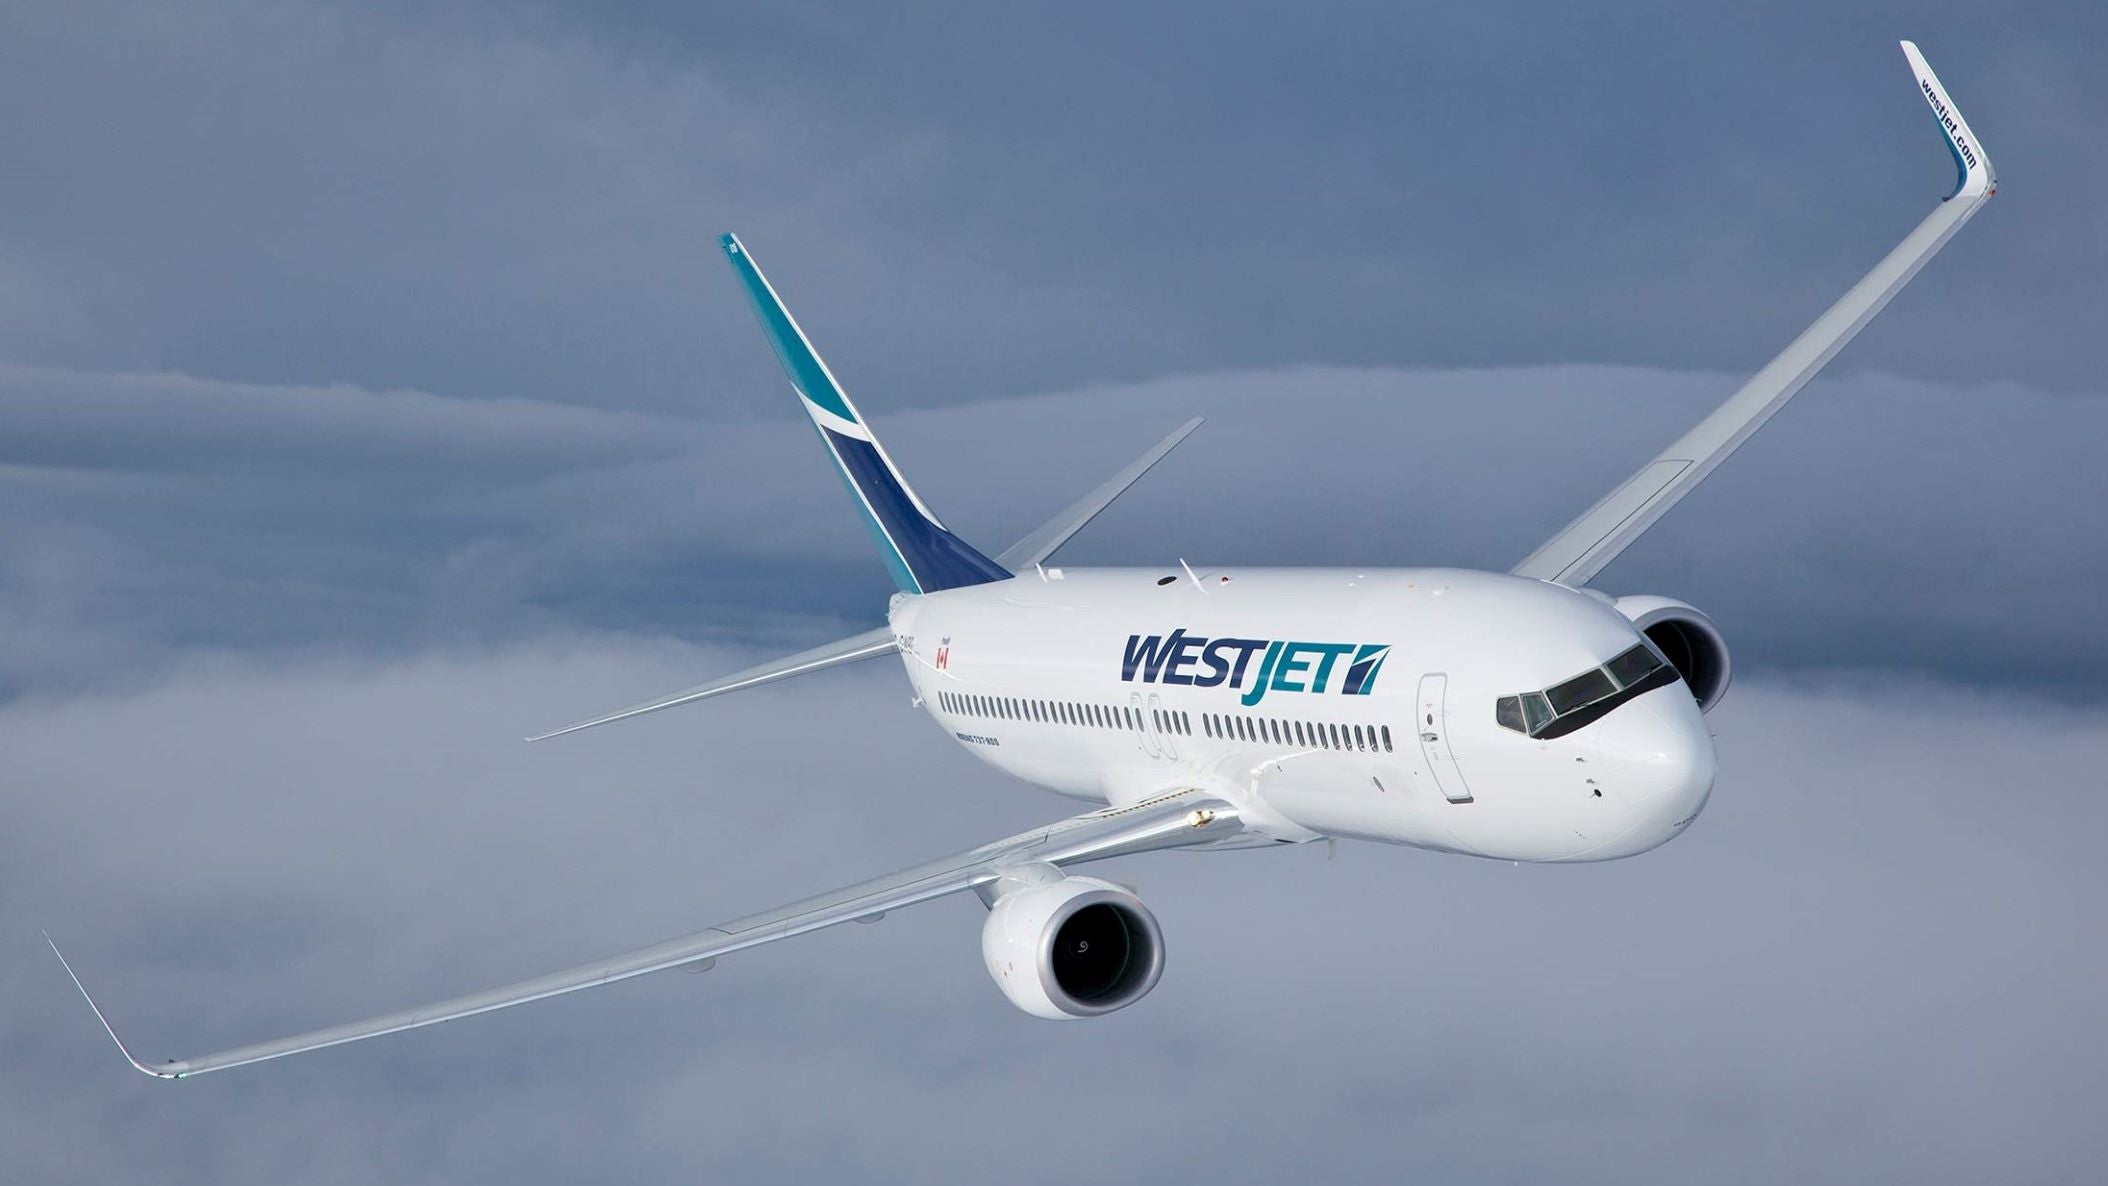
xmin=981 ymin=874 xmax=1164 ymax=1019
xmin=1613 ymin=595 xmax=1732 ymax=712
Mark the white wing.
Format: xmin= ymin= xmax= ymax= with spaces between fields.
xmin=1513 ymin=41 xmax=1995 ymax=588
xmin=48 ymin=790 xmax=1242 ymax=1079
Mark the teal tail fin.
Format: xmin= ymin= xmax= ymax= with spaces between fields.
xmin=720 ymin=233 xmax=1010 ymax=594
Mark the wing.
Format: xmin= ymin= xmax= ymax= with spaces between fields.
xmin=48 ymin=790 xmax=1241 ymax=1079
xmin=995 ymin=417 xmax=1204 ymax=571
xmin=1512 ymin=41 xmax=1995 ymax=588
xmin=527 ymin=626 xmax=897 ymax=741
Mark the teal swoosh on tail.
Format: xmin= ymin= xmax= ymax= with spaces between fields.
xmin=720 ymin=233 xmax=1010 ymax=594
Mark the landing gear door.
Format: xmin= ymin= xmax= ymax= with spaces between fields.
xmin=1417 ymin=673 xmax=1473 ymax=803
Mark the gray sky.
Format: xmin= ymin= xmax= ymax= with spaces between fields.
xmin=3 ymin=2 xmax=2103 ymax=1182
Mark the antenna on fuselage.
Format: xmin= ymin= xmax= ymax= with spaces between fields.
xmin=1178 ymin=558 xmax=1208 ymax=594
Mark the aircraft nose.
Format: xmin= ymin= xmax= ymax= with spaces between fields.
xmin=1590 ymin=688 xmax=1715 ymax=850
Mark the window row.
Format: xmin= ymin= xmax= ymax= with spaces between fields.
xmin=936 ymin=689 xmax=1390 ymax=754
xmin=1204 ymin=713 xmax=1392 ymax=754
xmin=939 ymin=689 xmax=1164 ymax=733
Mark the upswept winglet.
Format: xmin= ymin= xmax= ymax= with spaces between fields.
xmin=720 ymin=233 xmax=1010 ymax=595
xmin=1511 ymin=41 xmax=1997 ymax=588
xmin=1901 ymin=40 xmax=1995 ymax=200
xmin=44 ymin=932 xmax=189 ymax=1079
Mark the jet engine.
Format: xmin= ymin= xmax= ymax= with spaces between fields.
xmin=981 ymin=874 xmax=1164 ymax=1019
xmin=1613 ymin=595 xmax=1732 ymax=712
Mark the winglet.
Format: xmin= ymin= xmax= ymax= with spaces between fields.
xmin=1900 ymin=40 xmax=1995 ymax=201
xmin=43 ymin=932 xmax=188 ymax=1080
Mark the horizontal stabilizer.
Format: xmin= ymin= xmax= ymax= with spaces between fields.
xmin=528 ymin=626 xmax=897 ymax=741
xmin=997 ymin=418 xmax=1203 ymax=571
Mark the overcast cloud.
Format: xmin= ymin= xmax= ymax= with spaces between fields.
xmin=2 ymin=1 xmax=2103 ymax=1182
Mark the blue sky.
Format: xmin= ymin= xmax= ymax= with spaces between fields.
xmin=2 ymin=3 xmax=2103 ymax=1182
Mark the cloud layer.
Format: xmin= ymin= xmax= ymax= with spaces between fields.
xmin=5 ymin=644 xmax=2103 ymax=1184
xmin=5 ymin=359 xmax=2105 ymax=698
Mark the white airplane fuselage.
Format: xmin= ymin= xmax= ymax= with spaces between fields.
xmin=891 ymin=566 xmax=1715 ymax=863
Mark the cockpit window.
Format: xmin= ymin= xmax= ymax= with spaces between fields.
xmin=1605 ymin=643 xmax=1660 ymax=689
xmin=1495 ymin=696 xmax=1524 ymax=733
xmin=1495 ymin=643 xmax=1677 ymax=739
xmin=1546 ymin=668 xmax=1616 ymax=715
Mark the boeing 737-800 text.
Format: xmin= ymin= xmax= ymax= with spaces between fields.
xmin=50 ymin=41 xmax=1997 ymax=1075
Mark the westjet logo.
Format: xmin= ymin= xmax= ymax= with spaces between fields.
xmin=1121 ymin=630 xmax=1389 ymax=707
xmin=1921 ymin=77 xmax=1979 ymax=170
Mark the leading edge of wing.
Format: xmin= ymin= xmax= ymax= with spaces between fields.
xmin=527 ymin=626 xmax=898 ymax=742
xmin=1511 ymin=41 xmax=1996 ymax=588
xmin=49 ymin=791 xmax=1241 ymax=1079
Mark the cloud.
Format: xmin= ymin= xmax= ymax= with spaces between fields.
xmin=5 ymin=359 xmax=2105 ymax=698
xmin=3 ymin=642 xmax=2103 ymax=1183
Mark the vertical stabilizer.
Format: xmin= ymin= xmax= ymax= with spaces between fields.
xmin=720 ymin=233 xmax=1010 ymax=594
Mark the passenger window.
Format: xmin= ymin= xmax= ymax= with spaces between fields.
xmin=1328 ymin=723 xmax=1341 ymax=749
xmin=1381 ymin=725 xmax=1392 ymax=751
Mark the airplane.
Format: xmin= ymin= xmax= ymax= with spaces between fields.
xmin=49 ymin=41 xmax=1995 ymax=1077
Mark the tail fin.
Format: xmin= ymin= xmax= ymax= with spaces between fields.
xmin=720 ymin=233 xmax=1010 ymax=594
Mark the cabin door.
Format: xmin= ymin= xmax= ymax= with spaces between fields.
xmin=1416 ymin=673 xmax=1473 ymax=803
